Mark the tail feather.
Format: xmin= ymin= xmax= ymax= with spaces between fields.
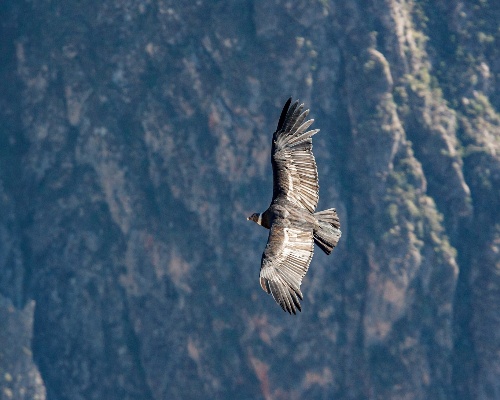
xmin=313 ymin=208 xmax=341 ymax=255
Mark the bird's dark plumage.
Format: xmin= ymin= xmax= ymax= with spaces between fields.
xmin=248 ymin=98 xmax=341 ymax=314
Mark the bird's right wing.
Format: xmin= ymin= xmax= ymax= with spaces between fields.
xmin=271 ymin=99 xmax=320 ymax=213
xmin=259 ymin=217 xmax=314 ymax=314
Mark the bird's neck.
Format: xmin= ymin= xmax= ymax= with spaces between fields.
xmin=257 ymin=213 xmax=263 ymax=225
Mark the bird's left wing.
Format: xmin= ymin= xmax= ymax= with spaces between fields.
xmin=271 ymin=99 xmax=320 ymax=213
xmin=259 ymin=217 xmax=314 ymax=314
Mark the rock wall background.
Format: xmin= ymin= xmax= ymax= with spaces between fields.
xmin=0 ymin=0 xmax=499 ymax=399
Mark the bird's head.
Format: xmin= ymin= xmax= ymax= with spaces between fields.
xmin=247 ymin=213 xmax=262 ymax=225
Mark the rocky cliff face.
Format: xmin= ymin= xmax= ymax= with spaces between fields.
xmin=1 ymin=0 xmax=499 ymax=399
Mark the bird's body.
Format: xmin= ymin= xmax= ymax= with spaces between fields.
xmin=248 ymin=98 xmax=341 ymax=314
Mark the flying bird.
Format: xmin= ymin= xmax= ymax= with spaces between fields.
xmin=247 ymin=98 xmax=341 ymax=314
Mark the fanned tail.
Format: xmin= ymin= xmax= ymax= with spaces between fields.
xmin=313 ymin=208 xmax=341 ymax=255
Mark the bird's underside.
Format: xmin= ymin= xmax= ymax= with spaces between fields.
xmin=248 ymin=98 xmax=341 ymax=314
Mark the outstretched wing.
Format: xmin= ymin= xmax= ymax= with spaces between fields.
xmin=259 ymin=217 xmax=314 ymax=314
xmin=271 ymin=98 xmax=320 ymax=213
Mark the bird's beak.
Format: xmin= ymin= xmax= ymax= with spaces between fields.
xmin=246 ymin=217 xmax=250 ymax=220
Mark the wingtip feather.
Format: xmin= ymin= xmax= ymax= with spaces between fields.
xmin=260 ymin=277 xmax=271 ymax=294
xmin=276 ymin=97 xmax=292 ymax=132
